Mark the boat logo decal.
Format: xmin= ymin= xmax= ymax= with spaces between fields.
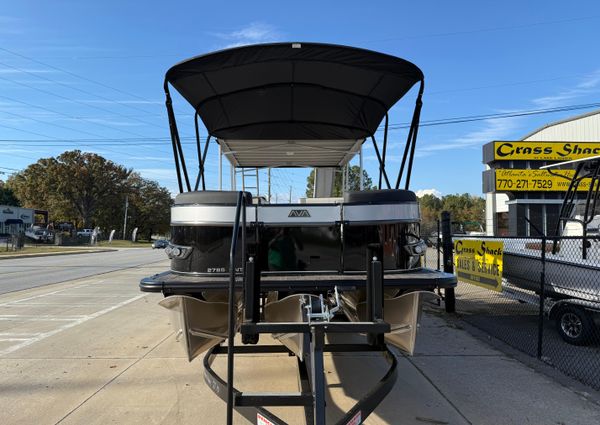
xmin=288 ymin=209 xmax=311 ymax=218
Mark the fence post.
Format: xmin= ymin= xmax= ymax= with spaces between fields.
xmin=436 ymin=219 xmax=441 ymax=271
xmin=537 ymin=235 xmax=546 ymax=359
xmin=441 ymin=211 xmax=455 ymax=313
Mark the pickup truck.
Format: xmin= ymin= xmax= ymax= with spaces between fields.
xmin=77 ymin=228 xmax=94 ymax=237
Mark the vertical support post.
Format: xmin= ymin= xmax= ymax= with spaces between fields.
xmin=537 ymin=235 xmax=546 ymax=359
xmin=359 ymin=146 xmax=364 ymax=190
xmin=436 ymin=219 xmax=441 ymax=271
xmin=441 ymin=211 xmax=455 ymax=313
xmin=366 ymin=243 xmax=384 ymax=345
xmin=122 ymin=196 xmax=128 ymax=240
xmin=310 ymin=326 xmax=326 ymax=425
xmin=242 ymin=256 xmax=260 ymax=345
xmin=256 ymin=168 xmax=260 ymax=197
xmin=268 ymin=168 xmax=272 ymax=202
xmin=226 ymin=192 xmax=245 ymax=425
xmin=345 ymin=163 xmax=350 ymax=192
xmin=219 ymin=145 xmax=222 ymax=190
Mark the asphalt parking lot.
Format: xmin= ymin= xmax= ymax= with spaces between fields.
xmin=1 ymin=249 xmax=599 ymax=424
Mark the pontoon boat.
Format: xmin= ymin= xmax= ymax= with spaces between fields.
xmin=140 ymin=42 xmax=456 ymax=425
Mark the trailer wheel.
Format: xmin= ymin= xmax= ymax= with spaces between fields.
xmin=555 ymin=306 xmax=594 ymax=345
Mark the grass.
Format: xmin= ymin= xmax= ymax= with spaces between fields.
xmin=96 ymin=240 xmax=152 ymax=248
xmin=0 ymin=246 xmax=87 ymax=256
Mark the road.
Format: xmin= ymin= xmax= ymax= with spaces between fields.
xmin=0 ymin=249 xmax=599 ymax=424
xmin=0 ymin=249 xmax=167 ymax=294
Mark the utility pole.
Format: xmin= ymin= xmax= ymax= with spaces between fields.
xmin=267 ymin=168 xmax=271 ymax=203
xmin=218 ymin=145 xmax=222 ymax=190
xmin=359 ymin=146 xmax=364 ymax=190
xmin=123 ymin=196 xmax=128 ymax=240
xmin=289 ymin=186 xmax=292 ymax=203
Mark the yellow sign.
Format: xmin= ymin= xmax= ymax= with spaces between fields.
xmin=454 ymin=239 xmax=503 ymax=292
xmin=493 ymin=141 xmax=600 ymax=161
xmin=495 ymin=169 xmax=598 ymax=192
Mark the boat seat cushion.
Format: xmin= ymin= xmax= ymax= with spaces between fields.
xmin=343 ymin=189 xmax=417 ymax=204
xmin=174 ymin=190 xmax=253 ymax=205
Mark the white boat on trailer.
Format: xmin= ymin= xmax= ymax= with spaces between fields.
xmin=502 ymin=156 xmax=600 ymax=345
xmin=140 ymin=42 xmax=456 ymax=425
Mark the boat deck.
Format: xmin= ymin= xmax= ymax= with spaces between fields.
xmin=140 ymin=268 xmax=456 ymax=293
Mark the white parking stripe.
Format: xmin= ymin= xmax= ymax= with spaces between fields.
xmin=0 ymin=294 xmax=146 ymax=356
xmin=0 ymin=315 xmax=86 ymax=321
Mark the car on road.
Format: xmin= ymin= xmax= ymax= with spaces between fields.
xmin=152 ymin=239 xmax=169 ymax=249
xmin=77 ymin=228 xmax=94 ymax=237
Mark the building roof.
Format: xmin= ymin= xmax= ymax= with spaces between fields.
xmin=521 ymin=108 xmax=600 ymax=141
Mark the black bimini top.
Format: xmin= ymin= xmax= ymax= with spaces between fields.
xmin=165 ymin=42 xmax=424 ymax=168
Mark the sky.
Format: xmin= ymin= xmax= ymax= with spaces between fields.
xmin=1 ymin=1 xmax=600 ymax=201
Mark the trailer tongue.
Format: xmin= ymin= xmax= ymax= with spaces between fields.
xmin=140 ymin=42 xmax=456 ymax=424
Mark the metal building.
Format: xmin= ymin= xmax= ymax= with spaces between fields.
xmin=483 ymin=109 xmax=600 ymax=236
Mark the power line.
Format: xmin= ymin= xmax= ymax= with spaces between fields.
xmin=385 ymin=102 xmax=600 ymax=130
xmin=2 ymin=100 xmax=599 ymax=144
xmin=0 ymin=93 xmax=173 ymax=156
xmin=0 ymin=64 xmax=164 ymax=131
xmin=0 ymin=75 xmax=161 ymax=139
xmin=0 ymin=46 xmax=159 ymax=105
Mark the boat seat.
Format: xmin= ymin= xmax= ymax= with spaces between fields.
xmin=174 ymin=190 xmax=253 ymax=205
xmin=343 ymin=189 xmax=417 ymax=204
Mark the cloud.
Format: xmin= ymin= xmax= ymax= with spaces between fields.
xmin=415 ymin=188 xmax=442 ymax=198
xmin=212 ymin=22 xmax=284 ymax=48
xmin=532 ymin=68 xmax=600 ymax=108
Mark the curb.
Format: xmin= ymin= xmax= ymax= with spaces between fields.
xmin=0 ymin=249 xmax=118 ymax=260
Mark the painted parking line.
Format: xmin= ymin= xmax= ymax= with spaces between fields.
xmin=0 ymin=293 xmax=146 ymax=356
xmin=0 ymin=315 xmax=87 ymax=321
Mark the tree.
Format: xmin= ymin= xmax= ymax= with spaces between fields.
xmin=305 ymin=166 xmax=374 ymax=197
xmin=0 ymin=180 xmax=20 ymax=206
xmin=125 ymin=173 xmax=173 ymax=240
xmin=8 ymin=151 xmax=130 ymax=228
xmin=6 ymin=150 xmax=173 ymax=236
xmin=417 ymin=192 xmax=486 ymax=234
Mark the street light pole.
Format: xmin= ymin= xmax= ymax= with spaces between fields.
xmin=123 ymin=196 xmax=128 ymax=240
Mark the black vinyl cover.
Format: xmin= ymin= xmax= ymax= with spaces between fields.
xmin=343 ymin=189 xmax=417 ymax=204
xmin=174 ymin=190 xmax=253 ymax=205
xmin=166 ymin=42 xmax=423 ymax=140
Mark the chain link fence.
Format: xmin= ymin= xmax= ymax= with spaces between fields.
xmin=424 ymin=227 xmax=600 ymax=391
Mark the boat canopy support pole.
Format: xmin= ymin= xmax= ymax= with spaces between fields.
xmin=164 ymin=82 xmax=191 ymax=193
xmin=370 ymin=136 xmax=391 ymax=189
xmin=378 ymin=114 xmax=389 ymax=190
xmin=193 ymin=113 xmax=212 ymax=191
xmin=553 ymin=162 xmax=585 ymax=254
xmin=396 ymin=80 xmax=424 ymax=190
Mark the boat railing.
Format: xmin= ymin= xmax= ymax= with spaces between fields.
xmin=226 ymin=191 xmax=247 ymax=425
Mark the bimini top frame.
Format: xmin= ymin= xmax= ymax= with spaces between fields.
xmin=541 ymin=155 xmax=600 ymax=258
xmin=163 ymin=42 xmax=425 ymax=193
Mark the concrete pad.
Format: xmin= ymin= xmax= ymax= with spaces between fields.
xmin=411 ymin=354 xmax=600 ymax=425
xmin=0 ymin=358 xmax=134 ymax=424
xmin=58 ymin=357 xmax=298 ymax=425
xmin=3 ymin=296 xmax=172 ymax=359
xmin=0 ymin=303 xmax=114 ymax=317
xmin=413 ymin=313 xmax=499 ymax=356
xmin=324 ymin=354 xmax=469 ymax=425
